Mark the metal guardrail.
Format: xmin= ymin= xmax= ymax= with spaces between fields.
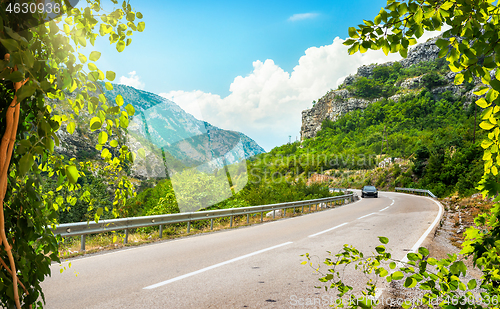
xmin=52 ymin=193 xmax=355 ymax=251
xmin=395 ymin=187 xmax=437 ymax=199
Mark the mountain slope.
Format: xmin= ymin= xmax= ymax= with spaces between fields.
xmin=55 ymin=83 xmax=265 ymax=179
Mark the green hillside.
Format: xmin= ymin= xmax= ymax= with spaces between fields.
xmin=257 ymin=59 xmax=484 ymax=197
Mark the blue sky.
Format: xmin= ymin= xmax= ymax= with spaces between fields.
xmin=82 ymin=0 xmax=442 ymax=151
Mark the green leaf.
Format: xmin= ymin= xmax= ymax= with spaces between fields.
xmin=78 ymin=53 xmax=87 ymax=63
xmin=110 ymin=140 xmax=119 ymax=147
xmin=348 ymin=43 xmax=359 ymax=55
xmin=0 ymin=38 xmax=18 ymax=51
xmin=438 ymin=47 xmax=448 ymax=59
xmin=125 ymin=103 xmax=135 ymax=116
xmin=106 ymin=71 xmax=116 ymax=81
xmin=392 ymin=271 xmax=404 ymax=280
xmin=119 ymin=112 xmax=129 ymax=128
xmin=381 ymin=41 xmax=390 ymax=56
xmin=98 ymin=131 xmax=108 ymax=144
xmin=16 ymin=84 xmax=36 ymax=102
xmin=378 ymin=268 xmax=388 ymax=277
xmin=116 ymin=40 xmax=126 ymax=52
xmin=481 ymin=139 xmax=493 ymax=149
xmin=490 ymin=78 xmax=500 ymax=91
xmin=88 ymin=63 xmax=97 ymax=71
xmin=116 ymin=94 xmax=124 ymax=106
xmin=378 ymin=236 xmax=389 ymax=244
xmin=8 ymin=71 xmax=24 ymax=83
xmin=101 ymin=148 xmax=110 ymax=159
xmin=480 ymin=121 xmax=495 ymax=130
xmin=389 ymin=262 xmax=396 ymax=269
xmin=137 ymin=12 xmax=143 ymax=19
xmin=375 ymin=245 xmax=385 ymax=254
xmin=467 ymin=279 xmax=477 ymax=289
xmin=65 ymin=165 xmax=79 ymax=184
xmin=96 ymin=207 xmax=104 ymax=217
xmin=418 ymin=247 xmax=429 ymax=257
xmin=126 ymin=12 xmax=135 ymax=22
xmin=404 ymin=277 xmax=417 ymax=288
xmin=90 ymin=117 xmax=102 ymax=131
xmin=67 ymin=121 xmax=76 ymax=134
xmin=435 ymin=38 xmax=449 ymax=48
xmin=348 ymin=27 xmax=357 ymax=38
xmin=440 ymin=1 xmax=454 ymax=10
xmin=474 ymin=87 xmax=489 ymax=96
xmin=454 ymin=73 xmax=464 ymax=85
xmin=137 ymin=21 xmax=145 ymax=32
xmin=407 ymin=253 xmax=420 ymax=261
xmin=89 ymin=51 xmax=101 ymax=61
xmin=414 ymin=7 xmax=423 ymax=24
xmin=476 ymin=98 xmax=490 ymax=108
xmin=18 ymin=152 xmax=34 ymax=176
xmin=399 ymin=48 xmax=407 ymax=58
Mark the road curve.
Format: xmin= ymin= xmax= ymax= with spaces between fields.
xmin=41 ymin=192 xmax=442 ymax=308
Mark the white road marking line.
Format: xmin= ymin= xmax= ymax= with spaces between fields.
xmin=357 ymin=212 xmax=376 ymax=220
xmin=398 ymin=197 xmax=444 ymax=266
xmin=143 ymin=241 xmax=293 ymax=289
xmin=308 ymin=222 xmax=348 ymax=238
xmin=379 ymin=198 xmax=394 ymax=212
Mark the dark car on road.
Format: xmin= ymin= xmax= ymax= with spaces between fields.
xmin=361 ymin=186 xmax=378 ymax=198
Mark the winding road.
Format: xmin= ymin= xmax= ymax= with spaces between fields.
xmin=41 ymin=191 xmax=442 ymax=308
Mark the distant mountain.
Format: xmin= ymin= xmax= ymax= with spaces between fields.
xmin=54 ymin=83 xmax=266 ymax=179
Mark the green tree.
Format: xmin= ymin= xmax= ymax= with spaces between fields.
xmin=0 ymin=1 xmax=145 ymax=308
xmin=305 ymin=0 xmax=500 ymax=307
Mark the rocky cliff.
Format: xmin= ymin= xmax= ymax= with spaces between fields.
xmin=300 ymin=37 xmax=482 ymax=140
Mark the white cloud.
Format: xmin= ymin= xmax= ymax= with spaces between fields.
xmin=159 ymin=90 xmax=220 ymax=121
xmin=119 ymin=71 xmax=145 ymax=90
xmin=288 ymin=13 xmax=319 ymax=22
xmin=161 ymin=30 xmax=448 ymax=151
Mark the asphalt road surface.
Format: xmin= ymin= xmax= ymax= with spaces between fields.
xmin=41 ymin=191 xmax=442 ymax=308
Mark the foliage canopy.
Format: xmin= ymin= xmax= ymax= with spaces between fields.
xmin=0 ymin=0 xmax=145 ymax=307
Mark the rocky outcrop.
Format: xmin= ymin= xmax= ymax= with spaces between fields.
xmin=300 ymin=36 xmax=483 ymax=140
xmin=399 ymin=38 xmax=441 ymax=68
xmin=301 ymin=89 xmax=381 ymax=140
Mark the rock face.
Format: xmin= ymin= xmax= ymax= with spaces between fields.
xmin=300 ymin=37 xmax=481 ymax=141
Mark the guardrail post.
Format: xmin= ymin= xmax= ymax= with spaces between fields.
xmin=283 ymin=208 xmax=285 ymax=217
xmin=316 ymin=204 xmax=318 ymax=211
xmin=246 ymin=214 xmax=249 ymax=224
xmin=159 ymin=225 xmax=163 ymax=238
xmin=309 ymin=204 xmax=311 ymax=212
xmin=210 ymin=218 xmax=214 ymax=230
xmin=124 ymin=229 xmax=129 ymax=244
xmin=80 ymin=235 xmax=86 ymax=252
xmin=302 ymin=205 xmax=304 ymax=213
xmin=273 ymin=209 xmax=275 ymax=219
xmin=261 ymin=212 xmax=263 ymax=222
xmin=187 ymin=221 xmax=191 ymax=233
xmin=230 ymin=215 xmax=233 ymax=228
